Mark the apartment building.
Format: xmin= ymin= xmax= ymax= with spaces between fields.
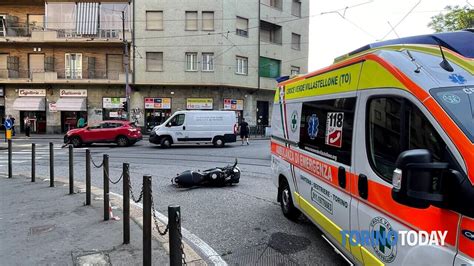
xmin=132 ymin=0 xmax=309 ymax=130
xmin=0 ymin=0 xmax=131 ymax=133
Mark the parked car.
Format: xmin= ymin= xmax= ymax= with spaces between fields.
xmin=64 ymin=120 xmax=142 ymax=147
xmin=149 ymin=111 xmax=237 ymax=148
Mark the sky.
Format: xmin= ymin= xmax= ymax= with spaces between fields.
xmin=308 ymin=0 xmax=471 ymax=71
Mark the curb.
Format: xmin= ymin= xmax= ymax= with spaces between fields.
xmin=4 ymin=174 xmax=213 ymax=265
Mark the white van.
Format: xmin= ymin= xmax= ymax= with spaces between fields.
xmin=149 ymin=110 xmax=237 ymax=148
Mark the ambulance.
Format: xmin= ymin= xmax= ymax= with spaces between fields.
xmin=271 ymin=30 xmax=473 ymax=265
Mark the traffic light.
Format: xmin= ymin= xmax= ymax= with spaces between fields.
xmin=122 ymin=101 xmax=128 ymax=112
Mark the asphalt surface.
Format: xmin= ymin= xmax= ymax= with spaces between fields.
xmin=1 ymin=137 xmax=348 ymax=266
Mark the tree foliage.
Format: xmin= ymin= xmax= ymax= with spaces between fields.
xmin=428 ymin=5 xmax=474 ymax=32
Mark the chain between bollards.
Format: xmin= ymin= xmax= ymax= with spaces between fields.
xmin=103 ymin=154 xmax=110 ymax=221
xmin=69 ymin=145 xmax=74 ymax=194
xmin=143 ymin=175 xmax=152 ymax=266
xmin=49 ymin=142 xmax=54 ymax=187
xmin=123 ymin=163 xmax=130 ymax=244
xmin=8 ymin=139 xmax=12 ymax=178
xmin=85 ymin=149 xmax=91 ymax=206
xmin=31 ymin=143 xmax=35 ymax=182
xmin=169 ymin=205 xmax=184 ymax=266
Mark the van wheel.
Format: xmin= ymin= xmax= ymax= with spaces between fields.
xmin=280 ymin=179 xmax=301 ymax=221
xmin=71 ymin=136 xmax=82 ymax=148
xmin=161 ymin=137 xmax=172 ymax=149
xmin=117 ymin=136 xmax=129 ymax=147
xmin=213 ymin=137 xmax=225 ymax=148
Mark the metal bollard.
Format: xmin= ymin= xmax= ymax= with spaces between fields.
xmin=123 ymin=163 xmax=130 ymax=244
xmin=85 ymin=149 xmax=91 ymax=206
xmin=69 ymin=145 xmax=74 ymax=194
xmin=31 ymin=143 xmax=35 ymax=182
xmin=103 ymin=154 xmax=110 ymax=221
xmin=143 ymin=175 xmax=152 ymax=266
xmin=169 ymin=205 xmax=183 ymax=266
xmin=49 ymin=142 xmax=54 ymax=187
xmin=8 ymin=139 xmax=12 ymax=178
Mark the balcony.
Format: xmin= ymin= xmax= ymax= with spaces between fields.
xmin=0 ymin=69 xmax=130 ymax=84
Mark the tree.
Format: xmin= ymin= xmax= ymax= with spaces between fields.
xmin=428 ymin=5 xmax=474 ymax=32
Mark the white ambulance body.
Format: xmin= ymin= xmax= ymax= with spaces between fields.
xmin=271 ymin=31 xmax=474 ymax=265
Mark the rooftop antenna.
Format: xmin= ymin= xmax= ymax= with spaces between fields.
xmin=432 ymin=37 xmax=454 ymax=72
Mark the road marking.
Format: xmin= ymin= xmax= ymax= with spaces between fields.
xmin=110 ymin=192 xmax=227 ymax=266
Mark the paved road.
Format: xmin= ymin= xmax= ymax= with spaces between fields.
xmin=1 ymin=138 xmax=347 ymax=265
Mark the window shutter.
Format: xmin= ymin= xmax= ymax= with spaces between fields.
xmin=185 ymin=11 xmax=198 ymax=30
xmin=292 ymin=33 xmax=301 ymax=50
xmin=146 ymin=52 xmax=163 ymax=71
xmin=292 ymin=0 xmax=301 ymax=16
xmin=236 ymin=17 xmax=248 ymax=30
xmin=146 ymin=11 xmax=163 ymax=30
xmin=75 ymin=2 xmax=99 ymax=35
xmin=45 ymin=56 xmax=55 ymax=72
xmin=202 ymin=12 xmax=214 ymax=31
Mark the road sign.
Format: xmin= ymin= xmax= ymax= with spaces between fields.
xmin=4 ymin=119 xmax=12 ymax=130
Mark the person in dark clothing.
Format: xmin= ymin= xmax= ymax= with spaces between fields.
xmin=238 ymin=118 xmax=250 ymax=145
xmin=24 ymin=116 xmax=31 ymax=137
xmin=9 ymin=115 xmax=15 ymax=136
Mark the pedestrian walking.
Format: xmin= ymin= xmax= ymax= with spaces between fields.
xmin=238 ymin=118 xmax=250 ymax=145
xmin=24 ymin=116 xmax=31 ymax=137
xmin=9 ymin=115 xmax=15 ymax=136
xmin=77 ymin=115 xmax=86 ymax=128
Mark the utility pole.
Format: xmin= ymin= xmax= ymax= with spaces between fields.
xmin=122 ymin=11 xmax=130 ymax=120
xmin=257 ymin=0 xmax=261 ymax=92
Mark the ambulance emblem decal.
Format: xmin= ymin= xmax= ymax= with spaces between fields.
xmin=291 ymin=111 xmax=298 ymax=132
xmin=449 ymin=74 xmax=466 ymax=85
xmin=308 ymin=114 xmax=319 ymax=140
xmin=369 ymin=217 xmax=397 ymax=263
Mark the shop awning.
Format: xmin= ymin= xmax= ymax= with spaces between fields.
xmin=13 ymin=97 xmax=46 ymax=111
xmin=56 ymin=98 xmax=87 ymax=111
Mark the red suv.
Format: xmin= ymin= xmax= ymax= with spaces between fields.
xmin=64 ymin=120 xmax=142 ymax=147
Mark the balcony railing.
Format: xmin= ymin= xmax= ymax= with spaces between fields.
xmin=1 ymin=25 xmax=128 ymax=40
xmin=0 ymin=69 xmax=129 ymax=82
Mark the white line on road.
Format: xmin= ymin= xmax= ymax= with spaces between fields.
xmin=110 ymin=192 xmax=228 ymax=266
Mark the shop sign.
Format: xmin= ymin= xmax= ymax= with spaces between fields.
xmin=19 ymin=89 xmax=46 ymax=97
xmin=223 ymin=99 xmax=244 ymax=111
xmin=186 ymin=98 xmax=213 ymax=110
xmin=49 ymin=102 xmax=58 ymax=113
xmin=103 ymin=97 xmax=126 ymax=109
xmin=145 ymin=98 xmax=171 ymax=109
xmin=60 ymin=89 xmax=87 ymax=97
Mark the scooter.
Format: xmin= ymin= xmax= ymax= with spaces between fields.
xmin=172 ymin=159 xmax=241 ymax=188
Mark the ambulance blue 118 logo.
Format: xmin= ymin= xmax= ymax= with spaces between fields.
xmin=308 ymin=114 xmax=319 ymax=140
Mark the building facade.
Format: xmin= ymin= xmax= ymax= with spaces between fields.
xmin=0 ymin=0 xmax=131 ymax=133
xmin=0 ymin=0 xmax=308 ymax=134
xmin=132 ymin=0 xmax=309 ymax=131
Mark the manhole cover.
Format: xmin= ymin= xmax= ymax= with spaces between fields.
xmin=29 ymin=224 xmax=56 ymax=236
xmin=74 ymin=252 xmax=110 ymax=266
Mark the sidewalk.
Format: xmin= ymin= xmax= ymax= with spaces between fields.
xmin=0 ymin=175 xmax=201 ymax=265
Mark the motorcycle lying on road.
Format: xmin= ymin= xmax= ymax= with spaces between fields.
xmin=172 ymin=159 xmax=241 ymax=188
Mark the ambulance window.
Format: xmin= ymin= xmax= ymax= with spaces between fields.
xmin=367 ymin=97 xmax=447 ymax=182
xmin=299 ymin=97 xmax=356 ymax=166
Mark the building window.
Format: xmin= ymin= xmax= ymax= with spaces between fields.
xmin=236 ymin=56 xmax=248 ymax=75
xmin=236 ymin=17 xmax=249 ymax=37
xmin=259 ymin=57 xmax=280 ymax=78
xmin=202 ymin=53 xmax=214 ymax=72
xmin=292 ymin=33 xmax=301 ymax=50
xmin=291 ymin=0 xmax=301 ymax=17
xmin=146 ymin=11 xmax=163 ymax=30
xmin=291 ymin=66 xmax=300 ymax=76
xmin=146 ymin=52 xmax=163 ymax=71
xmin=202 ymin=11 xmax=214 ymax=31
xmin=260 ymin=21 xmax=282 ymax=45
xmin=65 ymin=53 xmax=82 ymax=79
xmin=186 ymin=52 xmax=198 ymax=71
xmin=262 ymin=0 xmax=283 ymax=10
xmin=0 ymin=15 xmax=5 ymax=37
xmin=185 ymin=11 xmax=198 ymax=31
xmin=299 ymin=98 xmax=356 ymax=166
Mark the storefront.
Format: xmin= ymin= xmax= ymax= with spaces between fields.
xmin=55 ymin=89 xmax=88 ymax=133
xmin=13 ymin=89 xmax=47 ymax=134
xmin=223 ymin=98 xmax=244 ymax=123
xmin=186 ymin=98 xmax=213 ymax=110
xmin=103 ymin=97 xmax=126 ymax=120
xmin=144 ymin=97 xmax=172 ymax=131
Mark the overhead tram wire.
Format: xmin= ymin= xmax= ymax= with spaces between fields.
xmin=380 ymin=0 xmax=422 ymax=40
